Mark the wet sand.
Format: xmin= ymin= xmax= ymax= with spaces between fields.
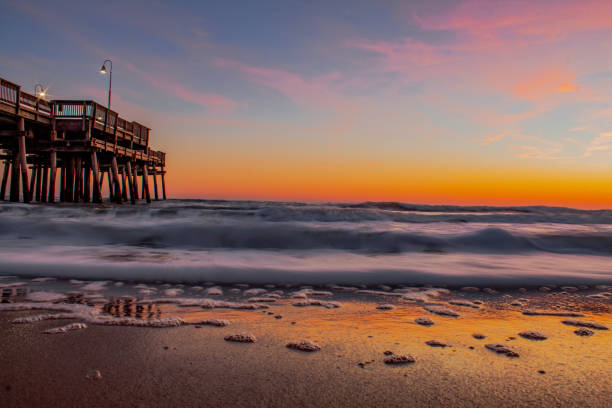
xmin=0 ymin=282 xmax=611 ymax=407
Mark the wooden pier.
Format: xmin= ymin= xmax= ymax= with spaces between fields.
xmin=0 ymin=77 xmax=166 ymax=204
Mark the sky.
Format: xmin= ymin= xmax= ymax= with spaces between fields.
xmin=1 ymin=0 xmax=612 ymax=208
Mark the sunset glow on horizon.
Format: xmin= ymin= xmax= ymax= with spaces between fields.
xmin=2 ymin=0 xmax=612 ymax=209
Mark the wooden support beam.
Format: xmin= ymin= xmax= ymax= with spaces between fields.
xmin=161 ymin=167 xmax=166 ymax=200
xmin=142 ymin=165 xmax=151 ymax=203
xmin=10 ymin=156 xmax=20 ymax=202
xmin=60 ymin=161 xmax=66 ymax=202
xmin=106 ymin=170 xmax=113 ymax=201
xmin=0 ymin=161 xmax=9 ymax=200
xmin=152 ymin=167 xmax=159 ymax=201
xmin=121 ymin=167 xmax=128 ymax=202
xmin=29 ymin=165 xmax=37 ymax=198
xmin=90 ymin=152 xmax=102 ymax=203
xmin=41 ymin=166 xmax=48 ymax=203
xmin=17 ymin=118 xmax=30 ymax=203
xmin=110 ymin=156 xmax=122 ymax=204
xmin=65 ymin=156 xmax=74 ymax=202
xmin=126 ymin=161 xmax=136 ymax=204
xmin=74 ymin=157 xmax=82 ymax=202
xmin=48 ymin=151 xmax=56 ymax=203
xmin=132 ymin=164 xmax=139 ymax=200
xmin=35 ymin=165 xmax=42 ymax=202
xmin=83 ymin=166 xmax=91 ymax=203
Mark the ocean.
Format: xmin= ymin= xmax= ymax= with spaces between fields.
xmin=1 ymin=199 xmax=612 ymax=286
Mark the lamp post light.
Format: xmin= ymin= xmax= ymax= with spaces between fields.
xmin=34 ymin=83 xmax=46 ymax=99
xmin=99 ymin=59 xmax=112 ymax=111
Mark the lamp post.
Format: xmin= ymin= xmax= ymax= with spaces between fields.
xmin=99 ymin=59 xmax=112 ymax=111
xmin=34 ymin=83 xmax=46 ymax=99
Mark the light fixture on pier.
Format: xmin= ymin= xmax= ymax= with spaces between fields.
xmin=35 ymin=83 xmax=46 ymax=98
xmin=99 ymin=59 xmax=113 ymax=111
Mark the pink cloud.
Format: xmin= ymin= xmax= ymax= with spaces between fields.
xmin=125 ymin=63 xmax=236 ymax=112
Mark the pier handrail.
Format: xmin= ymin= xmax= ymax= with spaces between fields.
xmin=53 ymin=100 xmax=149 ymax=147
xmin=1 ymin=77 xmax=52 ymax=118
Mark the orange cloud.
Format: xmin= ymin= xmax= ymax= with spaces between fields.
xmin=511 ymin=68 xmax=579 ymax=100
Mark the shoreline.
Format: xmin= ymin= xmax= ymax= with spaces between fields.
xmin=1 ymin=280 xmax=610 ymax=407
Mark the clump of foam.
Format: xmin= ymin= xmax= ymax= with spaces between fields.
xmin=204 ymin=287 xmax=223 ymax=296
xmin=26 ymin=291 xmax=65 ymax=302
xmin=80 ymin=281 xmax=108 ymax=291
xmin=31 ymin=277 xmax=57 ymax=283
xmin=485 ymin=343 xmax=519 ymax=357
xmin=376 ymin=304 xmax=395 ymax=310
xmin=163 ymin=288 xmax=184 ymax=297
xmin=574 ymin=328 xmax=594 ymax=336
xmin=330 ymin=285 xmax=358 ymax=292
xmin=415 ymin=317 xmax=434 ymax=326
xmin=518 ymin=331 xmax=548 ymax=340
xmin=224 ymin=333 xmax=257 ymax=343
xmin=384 ymin=354 xmax=416 ymax=364
xmin=522 ymin=310 xmax=584 ymax=317
xmin=44 ymin=322 xmax=88 ymax=334
xmin=292 ymin=289 xmax=334 ymax=298
xmin=561 ymin=320 xmax=609 ymax=330
xmin=425 ymin=340 xmax=451 ymax=347
xmin=248 ymin=297 xmax=277 ymax=303
xmin=191 ymin=318 xmax=231 ymax=327
xmin=292 ymin=299 xmax=341 ymax=309
xmin=448 ymin=300 xmax=480 ymax=309
xmin=137 ymin=297 xmax=269 ymax=310
xmin=244 ymin=288 xmax=267 ymax=296
xmin=424 ymin=305 xmax=460 ymax=317
xmin=286 ymin=339 xmax=321 ymax=352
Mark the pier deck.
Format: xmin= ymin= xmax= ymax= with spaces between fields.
xmin=0 ymin=77 xmax=166 ymax=204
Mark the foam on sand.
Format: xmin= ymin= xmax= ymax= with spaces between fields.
xmin=286 ymin=339 xmax=321 ymax=352
xmin=561 ymin=320 xmax=609 ymax=330
xmin=292 ymin=299 xmax=341 ymax=309
xmin=376 ymin=304 xmax=395 ymax=310
xmin=522 ymin=309 xmax=584 ymax=317
xmin=424 ymin=305 xmax=460 ymax=317
xmin=80 ymin=281 xmax=108 ymax=291
xmin=574 ymin=328 xmax=594 ymax=336
xmin=518 ymin=331 xmax=548 ymax=340
xmin=25 ymin=291 xmax=65 ymax=302
xmin=188 ymin=318 xmax=231 ymax=327
xmin=425 ymin=340 xmax=451 ymax=347
xmin=224 ymin=333 xmax=257 ymax=343
xmin=44 ymin=322 xmax=88 ymax=334
xmin=384 ymin=354 xmax=416 ymax=364
xmin=415 ymin=317 xmax=434 ymax=326
xmin=448 ymin=300 xmax=481 ymax=309
xmin=485 ymin=343 xmax=519 ymax=357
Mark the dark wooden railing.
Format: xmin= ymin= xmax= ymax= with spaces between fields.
xmin=53 ymin=100 xmax=149 ymax=147
xmin=1 ymin=78 xmax=52 ymax=119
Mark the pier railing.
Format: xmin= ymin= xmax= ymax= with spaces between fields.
xmin=1 ymin=78 xmax=52 ymax=120
xmin=53 ymin=100 xmax=149 ymax=148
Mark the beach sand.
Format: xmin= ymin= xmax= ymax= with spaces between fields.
xmin=0 ymin=284 xmax=611 ymax=408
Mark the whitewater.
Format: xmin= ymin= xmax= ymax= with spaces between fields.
xmin=1 ymin=199 xmax=612 ymax=286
